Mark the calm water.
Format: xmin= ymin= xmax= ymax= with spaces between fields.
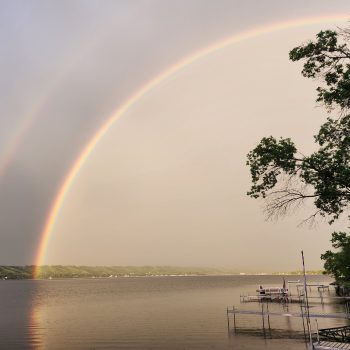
xmin=0 ymin=275 xmax=348 ymax=349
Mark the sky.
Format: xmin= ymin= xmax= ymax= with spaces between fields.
xmin=1 ymin=0 xmax=350 ymax=271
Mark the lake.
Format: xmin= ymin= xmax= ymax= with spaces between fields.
xmin=0 ymin=274 xmax=347 ymax=349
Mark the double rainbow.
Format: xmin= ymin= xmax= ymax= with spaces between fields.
xmin=34 ymin=14 xmax=349 ymax=278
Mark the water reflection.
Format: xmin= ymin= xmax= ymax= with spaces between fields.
xmin=0 ymin=280 xmax=43 ymax=349
xmin=1 ymin=275 xmax=349 ymax=349
xmin=29 ymin=302 xmax=44 ymax=349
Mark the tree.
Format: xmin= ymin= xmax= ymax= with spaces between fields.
xmin=247 ymin=29 xmax=350 ymax=224
xmin=321 ymin=231 xmax=350 ymax=288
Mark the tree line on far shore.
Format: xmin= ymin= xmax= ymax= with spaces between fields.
xmin=0 ymin=265 xmax=323 ymax=280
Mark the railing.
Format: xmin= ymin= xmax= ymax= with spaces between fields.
xmin=318 ymin=325 xmax=350 ymax=343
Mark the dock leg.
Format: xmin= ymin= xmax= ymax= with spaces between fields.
xmin=233 ymin=307 xmax=236 ymax=330
xmin=315 ymin=319 xmax=320 ymax=345
xmin=300 ymin=301 xmax=307 ymax=341
xmin=261 ymin=302 xmax=265 ymax=329
xmin=227 ymin=307 xmax=230 ymax=331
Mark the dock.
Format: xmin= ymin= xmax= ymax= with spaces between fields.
xmin=240 ymin=293 xmax=350 ymax=303
xmin=228 ymin=276 xmax=350 ymax=349
xmin=227 ymin=306 xmax=350 ymax=348
xmin=314 ymin=341 xmax=350 ymax=349
xmin=227 ymin=307 xmax=350 ymax=320
xmin=318 ymin=326 xmax=350 ymax=343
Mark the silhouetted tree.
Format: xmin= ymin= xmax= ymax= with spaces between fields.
xmin=321 ymin=231 xmax=350 ymax=288
xmin=247 ymin=29 xmax=350 ymax=224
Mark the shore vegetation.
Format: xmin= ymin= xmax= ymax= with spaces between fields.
xmin=0 ymin=265 xmax=323 ymax=279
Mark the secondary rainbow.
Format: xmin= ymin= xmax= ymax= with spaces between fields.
xmin=0 ymin=9 xmax=139 ymax=184
xmin=34 ymin=14 xmax=349 ymax=278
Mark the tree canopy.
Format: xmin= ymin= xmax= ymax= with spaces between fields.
xmin=247 ymin=29 xmax=350 ymax=224
xmin=321 ymin=231 xmax=350 ymax=287
xmin=290 ymin=29 xmax=350 ymax=111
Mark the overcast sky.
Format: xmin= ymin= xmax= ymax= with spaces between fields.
xmin=1 ymin=1 xmax=350 ymax=270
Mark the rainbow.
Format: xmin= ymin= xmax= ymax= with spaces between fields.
xmin=0 ymin=9 xmax=136 ymax=185
xmin=34 ymin=14 xmax=349 ymax=278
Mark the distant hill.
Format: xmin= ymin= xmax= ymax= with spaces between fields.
xmin=0 ymin=265 xmax=324 ymax=280
xmin=0 ymin=265 xmax=235 ymax=279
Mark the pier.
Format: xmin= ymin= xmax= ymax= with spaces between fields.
xmin=318 ymin=326 xmax=350 ymax=343
xmin=228 ymin=280 xmax=350 ymax=349
xmin=315 ymin=341 xmax=350 ymax=349
xmin=240 ymin=293 xmax=350 ymax=303
xmin=227 ymin=307 xmax=350 ymax=324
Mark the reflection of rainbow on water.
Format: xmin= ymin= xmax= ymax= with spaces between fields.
xmin=28 ymin=306 xmax=43 ymax=349
xmin=34 ymin=14 xmax=349 ymax=278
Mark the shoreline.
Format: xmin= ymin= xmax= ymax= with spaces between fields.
xmin=0 ymin=265 xmax=325 ymax=280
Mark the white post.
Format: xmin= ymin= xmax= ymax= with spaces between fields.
xmin=301 ymin=250 xmax=314 ymax=350
xmin=315 ymin=319 xmax=320 ymax=344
